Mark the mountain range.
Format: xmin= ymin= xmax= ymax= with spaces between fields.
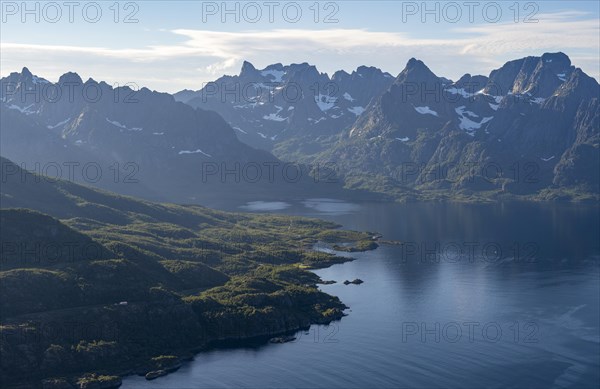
xmin=177 ymin=52 xmax=599 ymax=201
xmin=0 ymin=68 xmax=347 ymax=205
xmin=175 ymin=62 xmax=394 ymax=162
xmin=2 ymin=52 xmax=598 ymax=203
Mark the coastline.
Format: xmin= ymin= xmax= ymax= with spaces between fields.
xmin=12 ymin=234 xmax=381 ymax=389
xmin=118 ymin=240 xmax=376 ymax=386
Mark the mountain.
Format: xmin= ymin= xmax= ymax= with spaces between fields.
xmin=0 ymin=156 xmax=376 ymax=387
xmin=175 ymin=61 xmax=394 ymax=161
xmin=316 ymin=52 xmax=599 ymax=201
xmin=0 ymin=68 xmax=345 ymax=205
xmin=4 ymin=54 xmax=596 ymax=204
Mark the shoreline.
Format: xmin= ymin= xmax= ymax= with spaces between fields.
xmin=118 ymin=240 xmax=376 ymax=387
xmin=1 ymin=198 xmax=387 ymax=389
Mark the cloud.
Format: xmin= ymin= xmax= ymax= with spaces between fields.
xmin=1 ymin=11 xmax=597 ymax=91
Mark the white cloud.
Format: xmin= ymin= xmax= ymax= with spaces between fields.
xmin=1 ymin=11 xmax=597 ymax=91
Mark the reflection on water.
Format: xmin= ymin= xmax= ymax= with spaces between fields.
xmin=238 ymin=198 xmax=360 ymax=216
xmin=301 ymin=198 xmax=361 ymax=215
xmin=239 ymin=201 xmax=291 ymax=211
xmin=123 ymin=201 xmax=600 ymax=389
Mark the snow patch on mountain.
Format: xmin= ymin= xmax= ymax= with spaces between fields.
xmin=261 ymin=69 xmax=285 ymax=82
xmin=531 ymin=97 xmax=546 ymax=105
xmin=396 ymin=137 xmax=409 ymax=142
xmin=32 ymin=75 xmax=49 ymax=85
xmin=263 ymin=105 xmax=287 ymax=122
xmin=263 ymin=113 xmax=286 ymax=122
xmin=47 ymin=118 xmax=71 ymax=129
xmin=541 ymin=156 xmax=555 ymax=162
xmin=455 ymin=106 xmax=493 ymax=134
xmin=445 ymin=87 xmax=475 ymax=98
xmin=315 ymin=94 xmax=337 ymax=111
xmin=252 ymin=82 xmax=274 ymax=91
xmin=106 ymin=118 xmax=127 ymax=129
xmin=414 ymin=106 xmax=438 ymax=116
xmin=343 ymin=92 xmax=355 ymax=102
xmin=7 ymin=103 xmax=37 ymax=115
xmin=491 ymin=95 xmax=503 ymax=103
xmin=477 ymin=92 xmax=503 ymax=104
xmin=106 ymin=118 xmax=143 ymax=131
xmin=178 ymin=149 xmax=212 ymax=157
xmin=348 ymin=106 xmax=365 ymax=116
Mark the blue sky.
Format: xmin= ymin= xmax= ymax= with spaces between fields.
xmin=1 ymin=1 xmax=598 ymax=92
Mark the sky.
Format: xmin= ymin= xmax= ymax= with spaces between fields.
xmin=1 ymin=1 xmax=599 ymax=92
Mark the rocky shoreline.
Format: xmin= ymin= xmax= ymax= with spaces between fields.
xmin=116 ymin=250 xmax=364 ymax=386
xmin=2 ymin=221 xmax=381 ymax=389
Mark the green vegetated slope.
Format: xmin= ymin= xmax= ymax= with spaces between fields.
xmin=0 ymin=156 xmax=377 ymax=388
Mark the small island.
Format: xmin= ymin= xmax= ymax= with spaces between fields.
xmin=343 ymin=279 xmax=364 ymax=285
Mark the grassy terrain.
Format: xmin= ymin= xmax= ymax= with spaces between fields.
xmin=0 ymin=157 xmax=378 ymax=388
xmin=341 ymin=173 xmax=600 ymax=204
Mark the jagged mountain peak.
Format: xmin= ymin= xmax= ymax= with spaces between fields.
xmin=331 ymin=66 xmax=391 ymax=83
xmin=21 ymin=66 xmax=33 ymax=78
xmin=356 ymin=65 xmax=382 ymax=75
xmin=286 ymin=62 xmax=320 ymax=75
xmin=331 ymin=69 xmax=350 ymax=81
xmin=540 ymin=52 xmax=571 ymax=68
xmin=553 ymin=67 xmax=600 ymax=99
xmin=404 ymin=58 xmax=432 ymax=72
xmin=288 ymin=62 xmax=312 ymax=68
xmin=453 ymin=73 xmax=489 ymax=91
xmin=263 ymin=63 xmax=284 ymax=71
xmin=240 ymin=60 xmax=259 ymax=77
xmin=3 ymin=67 xmax=50 ymax=85
xmin=406 ymin=57 xmax=424 ymax=67
xmin=58 ymin=71 xmax=83 ymax=85
xmin=396 ymin=58 xmax=439 ymax=84
xmin=485 ymin=52 xmax=576 ymax=97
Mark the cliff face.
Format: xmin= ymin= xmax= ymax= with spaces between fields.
xmin=0 ymin=68 xmax=334 ymax=205
xmin=178 ymin=61 xmax=394 ymax=157
xmin=317 ymin=53 xmax=600 ymax=200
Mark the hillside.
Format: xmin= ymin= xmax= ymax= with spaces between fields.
xmin=0 ymin=157 xmax=377 ymax=388
xmin=0 ymin=69 xmax=347 ymax=205
xmin=315 ymin=53 xmax=600 ymax=202
xmin=177 ymin=61 xmax=394 ymax=161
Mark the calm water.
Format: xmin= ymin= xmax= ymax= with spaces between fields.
xmin=123 ymin=200 xmax=600 ymax=388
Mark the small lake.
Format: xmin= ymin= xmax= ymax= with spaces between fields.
xmin=123 ymin=200 xmax=600 ymax=388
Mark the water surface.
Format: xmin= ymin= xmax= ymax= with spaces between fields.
xmin=123 ymin=200 xmax=600 ymax=388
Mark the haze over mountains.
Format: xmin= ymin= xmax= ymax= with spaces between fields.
xmin=0 ymin=51 xmax=598 ymax=388
xmin=0 ymin=68 xmax=345 ymax=204
xmin=2 ymin=52 xmax=598 ymax=203
xmin=175 ymin=62 xmax=395 ymax=161
xmin=177 ymin=52 xmax=600 ymax=201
